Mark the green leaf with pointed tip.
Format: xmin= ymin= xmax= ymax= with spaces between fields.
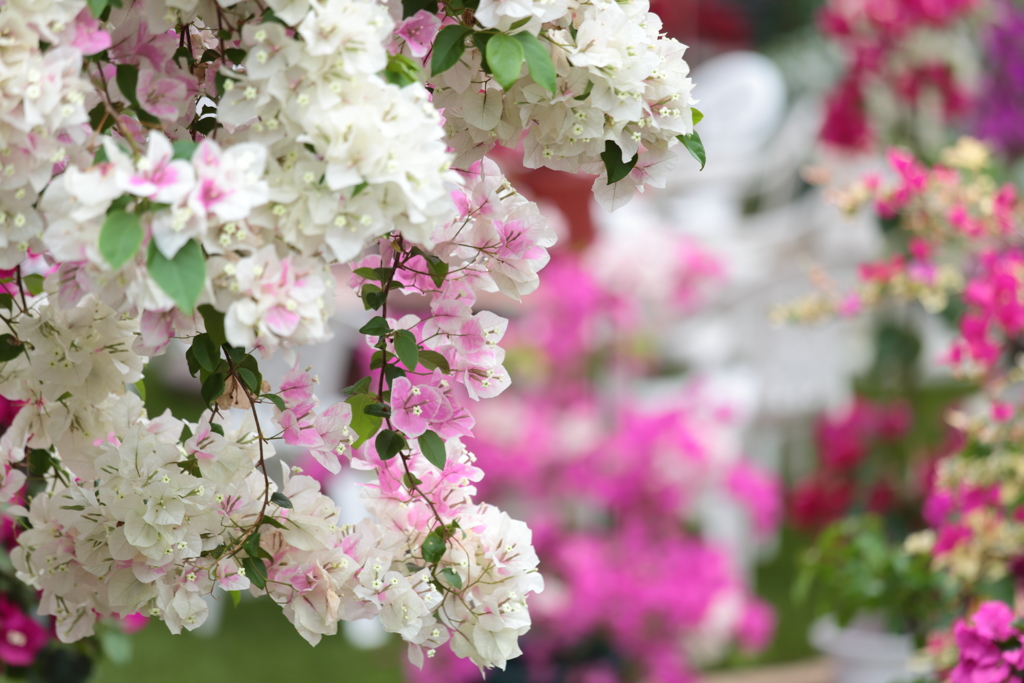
xmin=514 ymin=32 xmax=556 ymax=94
xmin=115 ymin=64 xmax=140 ymax=108
xmin=600 ymin=140 xmax=638 ymax=184
xmin=431 ymin=25 xmax=472 ymax=77
xmin=440 ymin=567 xmax=463 ymax=589
xmin=345 ymin=393 xmax=382 ymax=448
xmin=691 ymin=107 xmax=704 ymax=126
xmin=359 ymin=316 xmax=391 ymax=336
xmin=99 ymin=210 xmax=144 ymax=270
xmin=22 ymin=274 xmax=44 ymax=296
xmin=0 ymin=334 xmax=24 ymax=362
xmin=678 ymin=130 xmax=706 ymax=171
xmin=241 ymin=556 xmax=267 ymax=590
xmin=263 ymin=393 xmax=286 ymax=410
xmin=394 ymin=329 xmax=419 ymax=371
xmin=375 ymin=429 xmax=407 ymax=460
xmin=417 ymin=350 xmax=451 ymax=374
xmin=146 ymin=240 xmax=206 ymax=314
xmin=198 ymin=304 xmax=227 ymax=347
xmin=486 ymin=33 xmax=524 ymax=91
xmin=421 ymin=530 xmax=446 ymax=564
xmin=418 ymin=430 xmax=447 ymax=470
xmin=270 ymin=492 xmax=293 ymax=509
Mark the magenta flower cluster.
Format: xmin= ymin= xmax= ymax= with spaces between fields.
xmin=951 ymin=601 xmax=1024 ymax=683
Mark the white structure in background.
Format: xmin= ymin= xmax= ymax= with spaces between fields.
xmin=599 ymin=51 xmax=883 ymax=575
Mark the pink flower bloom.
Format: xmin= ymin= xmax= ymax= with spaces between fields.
xmin=391 ymin=373 xmax=474 ymax=439
xmin=394 ymin=11 xmax=442 ymax=58
xmin=0 ymin=595 xmax=49 ymax=667
xmin=70 ymin=10 xmax=111 ymax=55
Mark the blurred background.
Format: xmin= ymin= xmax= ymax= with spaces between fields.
xmin=19 ymin=0 xmax=1019 ymax=681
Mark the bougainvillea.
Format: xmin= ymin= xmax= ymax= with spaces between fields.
xmin=0 ymin=0 xmax=707 ymax=676
xmin=817 ymin=0 xmax=986 ymax=154
xmin=391 ymin=246 xmax=779 ymax=683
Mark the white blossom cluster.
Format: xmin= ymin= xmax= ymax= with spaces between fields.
xmin=0 ymin=0 xmax=697 ymax=673
xmin=424 ymin=0 xmax=697 ymax=211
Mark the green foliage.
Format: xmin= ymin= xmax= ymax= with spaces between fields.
xmin=600 ymin=140 xmax=638 ymax=184
xmin=383 ymin=54 xmax=423 ymax=87
xmin=0 ymin=334 xmax=24 ymax=362
xmin=421 ymin=530 xmax=446 ymax=564
xmin=401 ymin=0 xmax=438 ymax=17
xmin=375 ymin=429 xmax=407 ymax=460
xmin=345 ymin=393 xmax=382 ymax=448
xmin=431 ymin=25 xmax=472 ymax=77
xmin=99 ymin=210 xmax=144 ymax=270
xmin=514 ymin=32 xmax=556 ymax=93
xmin=146 ymin=240 xmax=206 ymax=314
xmin=678 ymin=130 xmax=706 ymax=170
xmin=393 ymin=329 xmax=419 ymax=370
xmin=794 ymin=515 xmax=954 ymax=642
xmin=486 ymin=33 xmax=525 ymax=90
xmin=270 ymin=492 xmax=293 ymax=509
xmin=418 ymin=430 xmax=447 ymax=470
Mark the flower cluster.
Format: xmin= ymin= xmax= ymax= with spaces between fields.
xmin=818 ymin=0 xmax=985 ymax=154
xmin=947 ymin=601 xmax=1024 ymax=683
xmin=400 ymin=0 xmax=705 ymax=212
xmin=396 ymin=248 xmax=777 ymax=683
xmin=0 ymin=0 xmax=701 ymax=674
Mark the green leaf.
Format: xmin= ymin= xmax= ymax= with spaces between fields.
xmin=440 ymin=567 xmax=463 ymax=589
xmin=198 ymin=304 xmax=227 ymax=347
xmin=431 ymin=25 xmax=472 ymax=77
xmin=421 ymin=530 xmax=446 ymax=564
xmin=394 ymin=329 xmax=420 ymax=370
xmin=486 ymin=33 xmax=525 ymax=90
xmin=691 ymin=107 xmax=704 ymax=126
xmin=345 ymin=393 xmax=383 ymax=448
xmin=115 ymin=64 xmax=140 ymax=107
xmin=190 ymin=334 xmax=220 ymax=372
xmin=375 ymin=429 xmax=407 ymax=460
xmin=402 ymin=0 xmax=439 ymax=16
xmin=0 ymin=334 xmax=24 ymax=362
xmin=359 ymin=316 xmax=391 ymax=336
xmin=99 ymin=210 xmax=143 ymax=270
xmin=146 ymin=239 xmax=206 ymax=314
xmin=87 ymin=0 xmax=109 ymax=18
xmin=361 ymin=284 xmax=386 ymax=310
xmin=172 ymin=140 xmax=198 ymax=161
xmin=600 ymin=140 xmax=638 ymax=184
xmin=509 ymin=17 xmax=531 ymax=31
xmin=418 ymin=430 xmax=447 ymax=470
xmin=383 ymin=53 xmax=422 ymax=88
xmin=200 ymin=49 xmax=221 ymax=64
xmin=0 ymin=293 xmax=12 ymax=310
xmin=403 ymin=472 xmax=423 ymax=489
xmin=200 ymin=373 xmax=225 ymax=406
xmin=383 ymin=364 xmax=407 ymax=383
xmin=262 ymin=393 xmax=286 ymax=411
xmin=225 ymin=48 xmax=247 ymax=65
xmin=28 ymin=449 xmax=52 ymax=477
xmin=270 ymin=492 xmax=293 ymax=509
xmin=230 ymin=590 xmax=241 ymax=607
xmin=574 ymin=80 xmax=594 ymax=101
xmin=241 ymin=556 xmax=267 ymax=590
xmin=261 ymin=516 xmax=287 ymax=530
xmin=514 ymin=32 xmax=556 ymax=94
xmin=426 ymin=257 xmax=449 ymax=288
xmin=678 ymin=130 xmax=706 ymax=171
xmin=89 ymin=102 xmax=116 ymax=134
xmin=238 ymin=367 xmax=260 ymax=394
xmin=134 ymin=379 xmax=147 ymax=402
xmin=22 ymin=273 xmax=44 ymax=296
xmin=342 ymin=376 xmax=373 ymax=397
xmin=354 ymin=267 xmax=380 ymax=281
xmin=364 ymin=403 xmax=392 ymax=418
xmin=417 ymin=350 xmax=451 ymax=374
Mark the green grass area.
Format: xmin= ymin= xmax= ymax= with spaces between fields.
xmin=92 ymin=598 xmax=405 ymax=683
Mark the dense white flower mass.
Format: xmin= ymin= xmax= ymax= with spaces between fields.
xmin=0 ymin=0 xmax=700 ymax=673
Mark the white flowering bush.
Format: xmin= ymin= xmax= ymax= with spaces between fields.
xmin=0 ymin=0 xmax=702 ymax=674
